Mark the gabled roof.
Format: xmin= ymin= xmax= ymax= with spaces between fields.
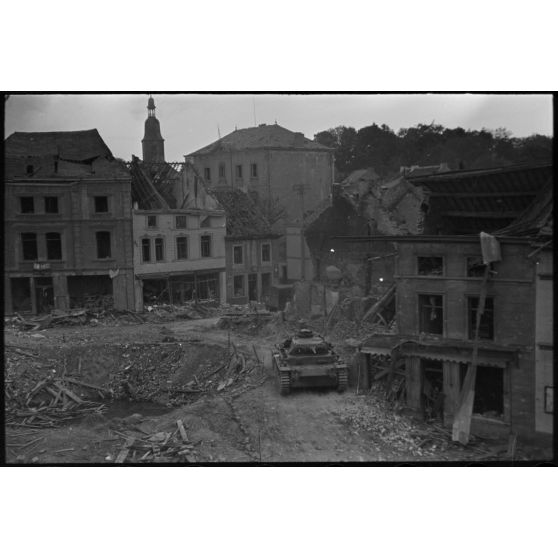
xmin=187 ymin=124 xmax=332 ymax=157
xmin=5 ymin=129 xmax=113 ymax=161
xmin=208 ymin=188 xmax=275 ymax=239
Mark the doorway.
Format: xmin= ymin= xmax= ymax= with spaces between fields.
xmin=421 ymin=359 xmax=444 ymax=421
xmin=35 ymin=277 xmax=54 ymax=314
xmin=248 ymin=273 xmax=258 ymax=302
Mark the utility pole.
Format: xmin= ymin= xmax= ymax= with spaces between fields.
xmin=292 ymin=184 xmax=309 ymax=280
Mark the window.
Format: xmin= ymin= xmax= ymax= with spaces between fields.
xmin=235 ymin=165 xmax=243 ymax=179
xmin=176 ymin=236 xmax=188 ymax=260
xmin=200 ymin=215 xmax=211 ymax=228
xmin=233 ymin=275 xmax=245 ymax=297
xmin=20 ymin=197 xmax=34 ymax=214
xmin=46 ymin=232 xmax=62 ymax=260
xmin=26 ymin=164 xmax=34 ymax=175
xmin=468 ymin=297 xmax=494 ymax=340
xmin=21 ymin=233 xmax=38 ymax=260
xmin=175 ymin=215 xmax=187 ymax=229
xmin=147 ymin=215 xmax=157 ymax=228
xmin=466 ymin=256 xmax=486 ymax=277
xmin=417 ymin=256 xmax=443 ymax=276
xmin=44 ymin=196 xmax=59 ymax=214
xmin=545 ymin=386 xmax=554 ymax=414
xmin=233 ymin=245 xmax=243 ymax=265
xmin=204 ymin=167 xmax=211 ymax=181
xmin=250 ymin=163 xmax=258 ymax=178
xmin=96 ymin=231 xmax=111 ymax=259
xmin=418 ymin=294 xmax=443 ymax=335
xmin=155 ymin=238 xmax=164 ymax=262
xmin=94 ymin=196 xmax=109 ymax=213
xmin=261 ymin=243 xmax=271 ymax=263
xmin=142 ymin=238 xmax=151 ymax=262
xmin=200 ymin=235 xmax=211 ymax=258
xmin=218 ymin=163 xmax=226 ymax=180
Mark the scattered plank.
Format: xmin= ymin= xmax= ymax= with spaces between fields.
xmin=177 ymin=419 xmax=189 ymax=442
xmin=53 ymin=381 xmax=84 ymax=404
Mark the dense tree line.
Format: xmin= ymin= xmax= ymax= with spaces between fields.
xmin=314 ymin=123 xmax=552 ymax=180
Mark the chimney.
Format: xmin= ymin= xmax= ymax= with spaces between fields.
xmin=294 ymin=132 xmax=305 ymax=147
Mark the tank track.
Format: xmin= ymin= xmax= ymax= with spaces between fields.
xmin=279 ymin=371 xmax=291 ymax=396
xmin=337 ymin=369 xmax=348 ymax=393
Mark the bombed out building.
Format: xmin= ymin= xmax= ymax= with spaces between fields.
xmin=4 ymin=129 xmax=135 ymax=314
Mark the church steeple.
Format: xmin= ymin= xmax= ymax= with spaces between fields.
xmin=142 ymin=95 xmax=165 ymax=163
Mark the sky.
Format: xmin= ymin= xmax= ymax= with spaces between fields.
xmin=4 ymin=93 xmax=553 ymax=162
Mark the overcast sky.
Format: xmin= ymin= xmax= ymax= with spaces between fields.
xmin=5 ymin=94 xmax=553 ymax=162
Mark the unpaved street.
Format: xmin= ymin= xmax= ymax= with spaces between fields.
xmin=5 ymin=317 xmax=529 ymax=463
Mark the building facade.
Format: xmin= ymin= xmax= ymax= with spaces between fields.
xmin=4 ymin=130 xmax=135 ymax=314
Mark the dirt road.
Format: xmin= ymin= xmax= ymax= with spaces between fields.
xmin=5 ymin=317 xmax=522 ymax=463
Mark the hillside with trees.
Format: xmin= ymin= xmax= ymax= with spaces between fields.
xmin=314 ymin=124 xmax=552 ymax=181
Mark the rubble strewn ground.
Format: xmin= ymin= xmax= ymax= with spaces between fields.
xmin=4 ymin=306 xmax=550 ymax=464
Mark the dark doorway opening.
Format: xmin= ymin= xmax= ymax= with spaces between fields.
xmin=68 ymin=275 xmax=113 ymax=308
xmin=35 ymin=277 xmax=54 ymax=314
xmin=11 ymin=278 xmax=32 ymax=312
xmin=143 ymin=279 xmax=170 ymax=304
xmin=421 ymin=359 xmax=444 ymax=421
xmin=248 ymin=273 xmax=258 ymax=301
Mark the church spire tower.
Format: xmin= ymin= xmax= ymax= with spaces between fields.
xmin=142 ymin=95 xmax=165 ymax=162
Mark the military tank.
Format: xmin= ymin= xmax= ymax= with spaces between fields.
xmin=272 ymin=328 xmax=348 ymax=395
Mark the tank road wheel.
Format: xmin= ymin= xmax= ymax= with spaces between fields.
xmin=337 ymin=369 xmax=348 ymax=393
xmin=279 ymin=371 xmax=291 ymax=396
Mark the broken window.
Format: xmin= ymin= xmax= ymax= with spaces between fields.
xmin=21 ymin=233 xmax=38 ymax=260
xmin=418 ymin=294 xmax=443 ymax=335
xmin=20 ymin=197 xmax=34 ymax=214
xmin=466 ymin=256 xmax=489 ymax=277
xmin=233 ymin=245 xmax=243 ymax=265
xmin=44 ymin=196 xmax=59 ymax=214
xmin=46 ymin=232 xmax=62 ymax=260
xmin=155 ymin=238 xmax=164 ymax=262
xmin=176 ymin=236 xmax=188 ymax=260
xmin=96 ymin=231 xmax=111 ymax=259
xmin=175 ymin=215 xmax=187 ymax=229
xmin=94 ymin=196 xmax=109 ymax=213
xmin=142 ymin=238 xmax=151 ymax=262
xmin=417 ymin=256 xmax=443 ymax=276
xmin=261 ymin=243 xmax=271 ymax=263
xmin=147 ymin=215 xmax=157 ymax=228
xmin=250 ymin=163 xmax=258 ymax=178
xmin=218 ymin=163 xmax=226 ymax=180
xmin=468 ymin=297 xmax=494 ymax=340
xmin=233 ymin=275 xmax=245 ymax=297
xmin=235 ymin=164 xmax=243 ymax=178
xmin=204 ymin=167 xmax=211 ymax=181
xmin=200 ymin=235 xmax=211 ymax=258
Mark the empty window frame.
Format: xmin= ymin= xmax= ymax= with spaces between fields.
xmin=20 ymin=197 xmax=34 ymax=214
xmin=468 ymin=296 xmax=494 ymax=340
xmin=155 ymin=238 xmax=164 ymax=262
xmin=417 ymin=256 xmax=444 ymax=276
xmin=21 ymin=233 xmax=38 ymax=260
xmin=147 ymin=215 xmax=157 ymax=228
xmin=200 ymin=235 xmax=211 ymax=257
xmin=96 ymin=231 xmax=111 ymax=259
xmin=233 ymin=275 xmax=245 ymax=297
xmin=418 ymin=294 xmax=444 ymax=335
xmin=142 ymin=238 xmax=151 ymax=262
xmin=46 ymin=232 xmax=62 ymax=260
xmin=175 ymin=215 xmax=187 ymax=229
xmin=261 ymin=242 xmax=271 ymax=263
xmin=176 ymin=236 xmax=188 ymax=260
xmin=233 ymin=245 xmax=243 ymax=265
xmin=200 ymin=215 xmax=211 ymax=228
xmin=250 ymin=163 xmax=258 ymax=178
xmin=94 ymin=196 xmax=109 ymax=213
xmin=235 ymin=164 xmax=243 ymax=179
xmin=204 ymin=167 xmax=211 ymax=181
xmin=44 ymin=196 xmax=59 ymax=214
xmin=218 ymin=163 xmax=226 ymax=180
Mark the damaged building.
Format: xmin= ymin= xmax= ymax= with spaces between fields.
xmin=343 ymin=163 xmax=553 ymax=445
xmin=4 ymin=129 xmax=135 ymax=314
xmin=129 ymin=98 xmax=227 ymax=309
